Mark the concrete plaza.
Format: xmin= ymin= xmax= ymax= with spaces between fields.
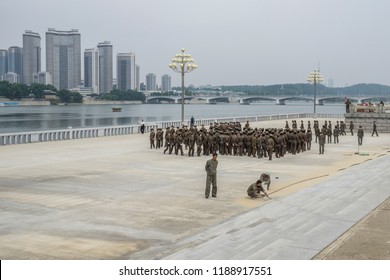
xmin=0 ymin=118 xmax=389 ymax=259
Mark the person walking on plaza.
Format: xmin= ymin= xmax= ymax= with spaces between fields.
xmin=371 ymin=121 xmax=378 ymax=137
xmin=319 ymin=132 xmax=325 ymax=154
xmin=205 ymin=152 xmax=218 ymax=198
xmin=349 ymin=121 xmax=354 ymax=136
xmin=358 ymin=126 xmax=364 ymax=145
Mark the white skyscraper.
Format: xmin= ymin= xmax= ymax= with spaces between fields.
xmin=84 ymin=48 xmax=99 ymax=94
xmin=23 ymin=30 xmax=41 ymax=85
xmin=97 ymin=41 xmax=113 ymax=94
xmin=46 ymin=28 xmax=81 ymax=90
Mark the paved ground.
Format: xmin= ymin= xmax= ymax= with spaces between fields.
xmin=0 ymin=117 xmax=389 ymax=259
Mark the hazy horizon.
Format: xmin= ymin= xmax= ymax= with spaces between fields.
xmin=1 ymin=0 xmax=390 ymax=87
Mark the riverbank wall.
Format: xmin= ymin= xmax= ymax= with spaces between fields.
xmin=0 ymin=113 xmax=344 ymax=146
xmin=345 ymin=112 xmax=390 ymax=133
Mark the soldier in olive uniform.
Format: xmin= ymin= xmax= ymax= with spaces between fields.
xmin=149 ymin=129 xmax=155 ymax=149
xmin=196 ymin=132 xmax=203 ymax=156
xmin=267 ymin=134 xmax=275 ymax=160
xmin=188 ymin=133 xmax=195 ymax=157
xmin=247 ymin=179 xmax=269 ymax=198
xmin=350 ymin=121 xmax=354 ymax=136
xmin=371 ymin=121 xmax=378 ymax=137
xmin=205 ymin=152 xmax=218 ymax=198
xmin=333 ymin=126 xmax=339 ymax=143
xmin=358 ymin=126 xmax=364 ymax=145
xmin=306 ymin=129 xmax=312 ymax=150
xmin=319 ymin=132 xmax=325 ymax=154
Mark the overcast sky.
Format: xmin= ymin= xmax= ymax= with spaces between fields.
xmin=1 ymin=0 xmax=389 ymax=87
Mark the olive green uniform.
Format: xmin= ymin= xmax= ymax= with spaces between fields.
xmin=205 ymin=158 xmax=218 ymax=198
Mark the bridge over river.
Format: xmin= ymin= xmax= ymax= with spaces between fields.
xmin=146 ymin=95 xmax=390 ymax=105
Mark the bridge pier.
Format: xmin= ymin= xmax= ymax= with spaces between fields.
xmin=276 ymin=99 xmax=285 ymax=105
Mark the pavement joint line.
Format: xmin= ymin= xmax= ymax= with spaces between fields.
xmin=312 ymin=196 xmax=390 ymax=260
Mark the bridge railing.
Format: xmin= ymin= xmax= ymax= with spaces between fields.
xmin=0 ymin=113 xmax=345 ymax=146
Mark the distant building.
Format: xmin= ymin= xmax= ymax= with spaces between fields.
xmin=0 ymin=49 xmax=8 ymax=78
xmin=97 ymin=41 xmax=113 ymax=94
xmin=161 ymin=74 xmax=171 ymax=92
xmin=2 ymin=72 xmax=20 ymax=83
xmin=84 ymin=48 xmax=99 ymax=94
xmin=117 ymin=53 xmax=136 ymax=91
xmin=33 ymin=71 xmax=52 ymax=85
xmin=23 ymin=30 xmax=41 ymax=85
xmin=146 ymin=73 xmax=157 ymax=91
xmin=135 ymin=64 xmax=140 ymax=91
xmin=46 ymin=28 xmax=81 ymax=90
xmin=8 ymin=46 xmax=23 ymax=80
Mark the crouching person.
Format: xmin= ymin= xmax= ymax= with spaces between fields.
xmin=260 ymin=173 xmax=271 ymax=190
xmin=247 ymin=180 xmax=270 ymax=199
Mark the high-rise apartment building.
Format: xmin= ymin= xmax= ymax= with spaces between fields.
xmin=161 ymin=74 xmax=171 ymax=92
xmin=84 ymin=48 xmax=99 ymax=94
xmin=23 ymin=30 xmax=41 ymax=85
xmin=46 ymin=28 xmax=81 ymax=90
xmin=8 ymin=46 xmax=23 ymax=79
xmin=0 ymin=50 xmax=8 ymax=78
xmin=135 ymin=64 xmax=140 ymax=91
xmin=97 ymin=41 xmax=113 ymax=94
xmin=146 ymin=73 xmax=157 ymax=91
xmin=116 ymin=53 xmax=136 ymax=91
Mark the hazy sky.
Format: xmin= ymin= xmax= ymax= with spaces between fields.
xmin=1 ymin=0 xmax=389 ymax=87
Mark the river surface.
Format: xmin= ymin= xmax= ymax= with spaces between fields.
xmin=0 ymin=102 xmax=345 ymax=133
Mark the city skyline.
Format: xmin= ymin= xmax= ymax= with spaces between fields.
xmin=1 ymin=0 xmax=390 ymax=87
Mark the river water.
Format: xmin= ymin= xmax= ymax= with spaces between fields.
xmin=0 ymin=102 xmax=345 ymax=134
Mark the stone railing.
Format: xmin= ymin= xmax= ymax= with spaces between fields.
xmin=350 ymin=103 xmax=390 ymax=114
xmin=0 ymin=113 xmax=345 ymax=146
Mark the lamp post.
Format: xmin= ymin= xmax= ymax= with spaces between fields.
xmin=169 ymin=48 xmax=197 ymax=124
xmin=307 ymin=69 xmax=324 ymax=114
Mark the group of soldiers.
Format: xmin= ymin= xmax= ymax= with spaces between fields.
xmin=148 ymin=118 xmax=348 ymax=159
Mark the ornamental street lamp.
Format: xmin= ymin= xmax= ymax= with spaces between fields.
xmin=169 ymin=48 xmax=198 ymax=124
xmin=307 ymin=69 xmax=324 ymax=114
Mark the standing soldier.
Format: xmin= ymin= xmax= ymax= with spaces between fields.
xmin=371 ymin=121 xmax=378 ymax=137
xmin=149 ymin=129 xmax=156 ymax=149
xmin=319 ymin=132 xmax=325 ymax=154
xmin=188 ymin=133 xmax=195 ymax=157
xmin=350 ymin=121 xmax=355 ymax=136
xmin=274 ymin=133 xmax=281 ymax=158
xmin=306 ymin=129 xmax=312 ymax=150
xmin=300 ymin=120 xmax=304 ymax=130
xmin=285 ymin=120 xmax=290 ymax=129
xmin=291 ymin=131 xmax=298 ymax=155
xmin=333 ymin=126 xmax=339 ymax=143
xmin=267 ymin=133 xmax=275 ymax=160
xmin=163 ymin=133 xmax=172 ymax=154
xmin=358 ymin=126 xmax=364 ymax=145
xmin=205 ymin=152 xmax=218 ymax=199
xmin=196 ymin=132 xmax=203 ymax=156
xmin=175 ymin=132 xmax=184 ymax=156
xmin=326 ymin=125 xmax=332 ymax=143
xmin=340 ymin=121 xmax=346 ymax=136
